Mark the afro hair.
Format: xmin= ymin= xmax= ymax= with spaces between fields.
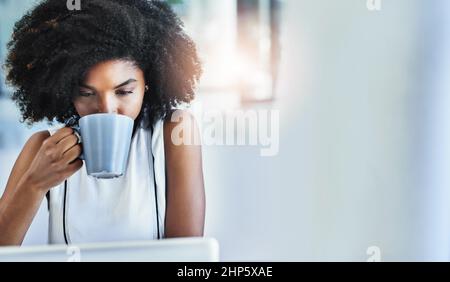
xmin=4 ymin=0 xmax=202 ymax=128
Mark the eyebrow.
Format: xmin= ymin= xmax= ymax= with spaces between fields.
xmin=80 ymin=79 xmax=138 ymax=91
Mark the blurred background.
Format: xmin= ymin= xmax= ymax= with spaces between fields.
xmin=1 ymin=0 xmax=450 ymax=261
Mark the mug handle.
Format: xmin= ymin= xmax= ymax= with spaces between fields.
xmin=71 ymin=125 xmax=84 ymax=160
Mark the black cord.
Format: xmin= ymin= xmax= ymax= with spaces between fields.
xmin=152 ymin=125 xmax=161 ymax=240
xmin=45 ymin=191 xmax=50 ymax=211
xmin=153 ymin=155 xmax=160 ymax=240
xmin=63 ymin=180 xmax=69 ymax=245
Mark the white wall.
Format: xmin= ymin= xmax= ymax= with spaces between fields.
xmin=202 ymin=0 xmax=447 ymax=261
xmin=417 ymin=0 xmax=450 ymax=261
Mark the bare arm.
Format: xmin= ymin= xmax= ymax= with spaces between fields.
xmin=163 ymin=110 xmax=205 ymax=238
xmin=0 ymin=128 xmax=82 ymax=246
xmin=0 ymin=131 xmax=49 ymax=246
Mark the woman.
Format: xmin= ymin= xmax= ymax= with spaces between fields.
xmin=0 ymin=0 xmax=205 ymax=246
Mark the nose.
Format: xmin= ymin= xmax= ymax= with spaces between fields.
xmin=97 ymin=95 xmax=118 ymax=114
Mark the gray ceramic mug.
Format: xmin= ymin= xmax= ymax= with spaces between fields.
xmin=73 ymin=113 xmax=134 ymax=179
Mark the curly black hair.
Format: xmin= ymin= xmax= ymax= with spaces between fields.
xmin=4 ymin=0 xmax=202 ymax=128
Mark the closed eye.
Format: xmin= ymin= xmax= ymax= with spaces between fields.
xmin=79 ymin=92 xmax=94 ymax=97
xmin=116 ymin=90 xmax=134 ymax=96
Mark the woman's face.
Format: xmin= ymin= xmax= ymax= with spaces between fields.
xmin=73 ymin=59 xmax=146 ymax=119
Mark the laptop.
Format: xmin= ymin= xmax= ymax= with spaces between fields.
xmin=0 ymin=237 xmax=219 ymax=262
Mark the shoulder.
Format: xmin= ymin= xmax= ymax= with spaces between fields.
xmin=163 ymin=109 xmax=198 ymax=130
xmin=163 ymin=109 xmax=200 ymax=147
xmin=163 ymin=109 xmax=202 ymax=167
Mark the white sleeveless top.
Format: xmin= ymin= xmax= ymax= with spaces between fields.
xmin=46 ymin=120 xmax=166 ymax=244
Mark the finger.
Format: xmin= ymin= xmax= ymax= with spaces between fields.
xmin=48 ymin=127 xmax=74 ymax=144
xmin=57 ymin=134 xmax=79 ymax=155
xmin=62 ymin=144 xmax=82 ymax=164
xmin=63 ymin=159 xmax=83 ymax=175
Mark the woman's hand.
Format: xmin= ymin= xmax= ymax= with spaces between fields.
xmin=23 ymin=127 xmax=83 ymax=192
